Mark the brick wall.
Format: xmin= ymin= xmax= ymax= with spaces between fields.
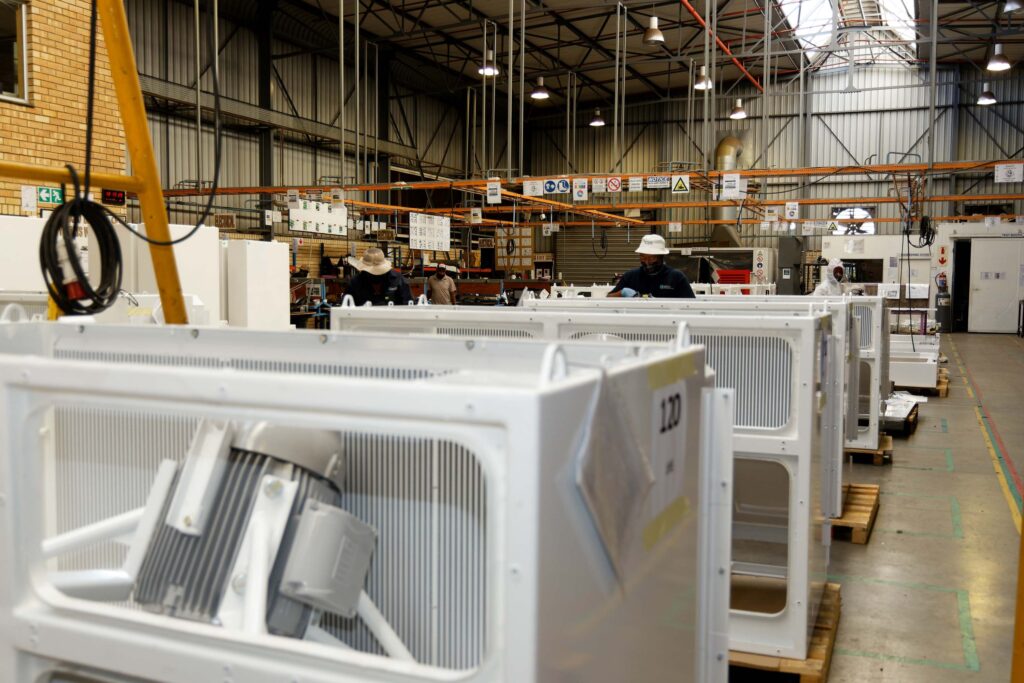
xmin=0 ymin=0 xmax=125 ymax=215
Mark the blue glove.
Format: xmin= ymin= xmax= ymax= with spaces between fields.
xmin=620 ymin=287 xmax=638 ymax=298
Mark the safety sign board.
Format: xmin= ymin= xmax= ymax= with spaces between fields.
xmin=556 ymin=178 xmax=571 ymax=193
xmin=37 ymin=187 xmax=64 ymax=204
xmin=668 ymin=222 xmax=682 ymax=233
xmin=592 ymin=177 xmax=607 ymax=193
xmin=573 ymin=178 xmax=588 ymax=202
xmin=543 ymin=179 xmax=558 ymax=194
xmin=523 ymin=180 xmax=544 ymax=196
xmin=647 ymin=175 xmax=671 ymax=189
xmin=994 ymin=163 xmax=1024 ymax=183
xmin=671 ymin=175 xmax=690 ymax=194
xmin=469 ymin=207 xmax=483 ymax=223
xmin=486 ymin=181 xmax=502 ymax=204
xmin=784 ymin=201 xmax=800 ymax=220
xmin=719 ymin=174 xmax=741 ymax=199
xmin=607 ymin=177 xmax=622 ymax=192
xmin=628 ymin=177 xmax=643 ymax=192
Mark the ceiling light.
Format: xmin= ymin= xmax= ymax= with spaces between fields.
xmin=729 ymin=98 xmax=747 ymax=120
xmin=987 ymin=44 xmax=1011 ymax=72
xmin=978 ymin=84 xmax=997 ymax=106
xmin=1005 ymin=0 xmax=1022 ymax=13
xmin=478 ymin=49 xmax=499 ymax=77
xmin=530 ymin=76 xmax=550 ymax=100
xmin=590 ymin=108 xmax=605 ymax=127
xmin=642 ymin=15 xmax=665 ymax=46
xmin=693 ymin=65 xmax=713 ymax=90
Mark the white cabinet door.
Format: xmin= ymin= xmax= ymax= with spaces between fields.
xmin=968 ymin=238 xmax=1024 ymax=333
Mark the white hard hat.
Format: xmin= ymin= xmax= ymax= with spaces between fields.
xmin=635 ymin=233 xmax=670 ymax=255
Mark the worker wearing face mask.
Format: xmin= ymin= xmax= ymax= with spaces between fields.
xmin=347 ymin=248 xmax=413 ymax=306
xmin=813 ymin=257 xmax=846 ymax=296
xmin=427 ymin=264 xmax=458 ymax=305
xmin=608 ymin=233 xmax=695 ymax=298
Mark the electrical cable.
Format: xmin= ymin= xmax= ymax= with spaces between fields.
xmin=39 ymin=0 xmax=222 ymax=316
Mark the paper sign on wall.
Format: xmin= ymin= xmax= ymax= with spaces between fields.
xmin=607 ymin=177 xmax=622 ymax=192
xmin=486 ymin=181 xmax=502 ymax=204
xmin=765 ymin=209 xmax=778 ymax=222
xmin=984 ymin=216 xmax=1000 ymax=226
xmin=20 ymin=186 xmax=36 ymax=214
xmin=760 ymin=222 xmax=771 ymax=232
xmin=542 ymin=223 xmax=560 ymax=236
xmin=994 ymin=163 xmax=1024 ymax=183
xmin=671 ymin=175 xmax=690 ymax=194
xmin=469 ymin=207 xmax=483 ymax=223
xmin=573 ymin=178 xmax=588 ymax=202
xmin=409 ymin=212 xmax=452 ymax=251
xmin=628 ymin=177 xmax=644 ymax=192
xmin=720 ymin=174 xmax=741 ymax=199
xmin=647 ymin=175 xmax=671 ymax=189
xmin=801 ymin=222 xmax=814 ymax=236
xmin=668 ymin=222 xmax=682 ymax=233
xmin=592 ymin=177 xmax=608 ymax=193
xmin=784 ymin=201 xmax=800 ymax=220
xmin=523 ymin=180 xmax=545 ymax=196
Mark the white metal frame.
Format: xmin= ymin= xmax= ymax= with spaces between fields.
xmin=0 ymin=322 xmax=729 ymax=683
xmin=889 ymin=334 xmax=939 ymax=389
xmin=329 ymin=306 xmax=829 ymax=660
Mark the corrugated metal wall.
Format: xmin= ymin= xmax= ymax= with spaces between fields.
xmin=537 ymin=66 xmax=1022 ymax=279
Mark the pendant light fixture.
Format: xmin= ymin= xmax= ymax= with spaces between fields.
xmin=729 ymin=98 xmax=747 ymax=120
xmin=986 ymin=44 xmax=1011 ymax=72
xmin=1004 ymin=0 xmax=1022 ymax=13
xmin=977 ymin=84 xmax=997 ymax=106
xmin=478 ymin=49 xmax=499 ymax=77
xmin=590 ymin=108 xmax=606 ymax=127
xmin=693 ymin=65 xmax=712 ymax=90
xmin=530 ymin=77 xmax=550 ymax=100
xmin=642 ymin=15 xmax=665 ymax=46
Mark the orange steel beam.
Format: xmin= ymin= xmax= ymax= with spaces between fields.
xmin=491 ymin=215 xmax=1023 ymax=227
xmin=498 ymin=189 xmax=645 ymax=225
xmin=679 ymin=0 xmax=764 ymax=93
xmin=572 ymin=193 xmax=1024 ymax=211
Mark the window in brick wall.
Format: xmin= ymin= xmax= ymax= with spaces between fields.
xmin=0 ymin=0 xmax=26 ymax=102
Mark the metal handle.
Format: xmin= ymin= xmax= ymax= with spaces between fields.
xmin=674 ymin=321 xmax=692 ymax=350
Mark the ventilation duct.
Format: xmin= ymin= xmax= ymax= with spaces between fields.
xmin=711 ymin=135 xmax=744 ymax=247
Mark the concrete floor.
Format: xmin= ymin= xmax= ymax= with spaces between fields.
xmin=828 ymin=333 xmax=1023 ymax=682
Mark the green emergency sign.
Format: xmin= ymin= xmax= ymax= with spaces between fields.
xmin=37 ymin=187 xmax=64 ymax=204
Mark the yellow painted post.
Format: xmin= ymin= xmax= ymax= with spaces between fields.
xmin=95 ymin=0 xmax=188 ymax=324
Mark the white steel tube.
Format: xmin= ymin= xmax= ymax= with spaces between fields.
xmin=41 ymin=508 xmax=145 ymax=559
xmin=243 ymin=513 xmax=269 ymax=635
xmin=357 ymin=591 xmax=415 ymax=661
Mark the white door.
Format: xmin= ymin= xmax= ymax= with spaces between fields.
xmin=968 ymin=238 xmax=1024 ymax=333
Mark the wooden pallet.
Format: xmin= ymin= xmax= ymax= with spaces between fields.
xmin=832 ymin=483 xmax=880 ymax=544
xmin=730 ymin=583 xmax=842 ymax=682
xmin=895 ymin=378 xmax=949 ymax=398
xmin=845 ymin=433 xmax=894 ymax=465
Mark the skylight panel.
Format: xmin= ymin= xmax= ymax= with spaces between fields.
xmin=778 ymin=0 xmax=835 ymax=54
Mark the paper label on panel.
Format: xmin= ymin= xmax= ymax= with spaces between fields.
xmin=486 ymin=182 xmax=502 ymax=204
xmin=523 ymin=180 xmax=545 ymax=197
xmin=719 ymin=174 xmax=741 ymax=199
xmin=628 ymin=176 xmax=644 ymax=192
xmin=994 ymin=163 xmax=1024 ymax=183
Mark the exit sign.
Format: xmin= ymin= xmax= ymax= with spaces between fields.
xmin=37 ymin=187 xmax=63 ymax=204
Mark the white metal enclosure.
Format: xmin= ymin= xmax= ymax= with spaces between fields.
xmin=329 ymin=306 xmax=830 ymax=659
xmin=0 ymin=322 xmax=730 ymax=683
xmin=889 ymin=334 xmax=940 ymax=389
xmin=523 ymin=295 xmax=889 ymax=451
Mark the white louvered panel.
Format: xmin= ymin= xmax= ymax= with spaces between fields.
xmin=692 ymin=335 xmax=793 ymax=430
xmin=853 ymin=304 xmax=873 ymax=350
xmin=330 ymin=434 xmax=486 ymax=670
xmin=435 ymin=326 xmax=535 ymax=340
xmin=56 ymin=350 xmax=444 ymax=381
xmin=567 ymin=328 xmax=676 ymax=343
xmin=54 ymin=406 xmax=197 ymax=572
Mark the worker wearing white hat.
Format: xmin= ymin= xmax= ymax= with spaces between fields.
xmin=609 ymin=233 xmax=695 ymax=298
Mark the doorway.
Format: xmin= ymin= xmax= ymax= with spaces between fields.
xmin=968 ymin=238 xmax=1024 ymax=333
xmin=952 ymin=240 xmax=971 ymax=332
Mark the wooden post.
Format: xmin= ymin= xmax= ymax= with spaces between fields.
xmin=95 ymin=0 xmax=187 ymax=324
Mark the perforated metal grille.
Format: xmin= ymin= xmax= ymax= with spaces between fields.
xmin=568 ymin=328 xmax=675 ymax=343
xmin=853 ymin=304 xmax=873 ymax=350
xmin=55 ymin=350 xmax=444 ymax=381
xmin=692 ymin=334 xmax=793 ymax=429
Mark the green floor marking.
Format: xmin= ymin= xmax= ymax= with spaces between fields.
xmin=893 ymin=448 xmax=955 ymax=473
xmin=941 ymin=417 xmax=949 ymax=433
xmin=827 ymin=573 xmax=980 ymax=673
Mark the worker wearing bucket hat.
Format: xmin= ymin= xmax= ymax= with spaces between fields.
xmin=609 ymin=233 xmax=695 ymax=298
xmin=347 ymin=247 xmax=413 ymax=306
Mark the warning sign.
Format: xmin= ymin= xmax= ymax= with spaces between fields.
xmin=671 ymin=175 xmax=690 ymax=194
xmin=607 ymin=177 xmax=622 ymax=192
xmin=592 ymin=177 xmax=608 ymax=193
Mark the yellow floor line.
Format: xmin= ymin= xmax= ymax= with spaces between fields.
xmin=976 ymin=405 xmax=1022 ymax=534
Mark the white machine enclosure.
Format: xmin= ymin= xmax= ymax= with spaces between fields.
xmin=503 ymin=296 xmax=856 ymax=516
xmin=330 ymin=306 xmax=830 ymax=660
xmin=547 ymin=284 xmax=776 ymax=299
xmin=0 ymin=322 xmax=730 ymax=683
xmin=525 ymin=295 xmax=889 ymax=452
xmin=889 ymin=334 xmax=940 ymax=389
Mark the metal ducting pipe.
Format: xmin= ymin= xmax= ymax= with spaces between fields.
xmin=711 ymin=135 xmax=743 ymax=247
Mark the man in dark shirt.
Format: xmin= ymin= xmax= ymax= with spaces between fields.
xmin=347 ymin=248 xmax=413 ymax=306
xmin=609 ymin=233 xmax=695 ymax=298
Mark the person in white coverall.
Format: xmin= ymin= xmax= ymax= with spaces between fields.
xmin=813 ymin=258 xmax=846 ymax=295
